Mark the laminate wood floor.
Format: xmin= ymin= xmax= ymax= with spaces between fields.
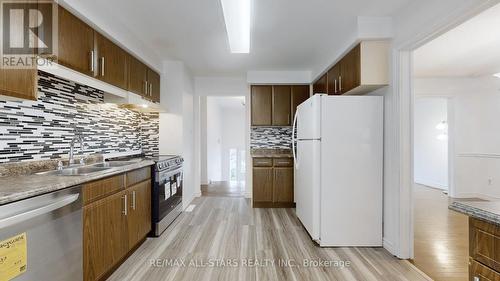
xmin=412 ymin=184 xmax=482 ymax=281
xmin=108 ymin=196 xmax=430 ymax=281
xmin=201 ymin=181 xmax=244 ymax=197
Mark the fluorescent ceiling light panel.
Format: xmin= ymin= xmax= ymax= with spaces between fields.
xmin=220 ymin=0 xmax=250 ymax=53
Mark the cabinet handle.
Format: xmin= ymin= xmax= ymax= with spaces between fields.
xmin=149 ymin=83 xmax=153 ymax=96
xmin=334 ymin=79 xmax=337 ymax=93
xmin=144 ymin=81 xmax=148 ymax=95
xmin=131 ymin=191 xmax=136 ymax=210
xmin=287 ymin=114 xmax=290 ymax=124
xmin=90 ymin=51 xmax=95 ymax=72
xmin=339 ymin=76 xmax=342 ymax=92
xmin=122 ymin=194 xmax=128 ymax=216
xmin=100 ymin=57 xmax=105 ymax=77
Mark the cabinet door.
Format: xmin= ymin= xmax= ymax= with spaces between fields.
xmin=313 ymin=73 xmax=327 ymax=94
xmin=253 ymin=168 xmax=273 ymax=202
xmin=469 ymin=259 xmax=500 ymax=281
xmin=128 ymin=56 xmax=148 ymax=97
xmin=327 ymin=64 xmax=341 ymax=95
xmin=273 ymin=167 xmax=294 ymax=203
xmin=0 ymin=69 xmax=37 ymax=100
xmin=340 ymin=44 xmax=361 ymax=94
xmin=291 ymin=85 xmax=309 ymax=118
xmin=95 ymin=33 xmax=128 ymax=89
xmin=148 ymin=68 xmax=161 ymax=103
xmin=251 ymin=85 xmax=272 ymax=126
xmin=272 ymin=85 xmax=291 ymax=125
xmin=83 ymin=190 xmax=129 ymax=281
xmin=127 ymin=180 xmax=152 ymax=248
xmin=58 ymin=6 xmax=95 ymax=76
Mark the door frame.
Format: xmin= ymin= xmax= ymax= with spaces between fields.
xmin=396 ymin=0 xmax=500 ymax=259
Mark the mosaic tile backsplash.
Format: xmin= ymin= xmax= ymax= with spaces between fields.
xmin=0 ymin=71 xmax=159 ymax=163
xmin=250 ymin=127 xmax=292 ymax=149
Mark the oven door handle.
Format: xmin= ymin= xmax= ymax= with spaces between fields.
xmin=161 ymin=167 xmax=183 ymax=179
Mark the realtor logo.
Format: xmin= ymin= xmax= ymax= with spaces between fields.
xmin=1 ymin=0 xmax=57 ymax=68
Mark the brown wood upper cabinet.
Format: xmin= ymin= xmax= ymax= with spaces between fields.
xmin=94 ymin=33 xmax=128 ymax=90
xmin=128 ymin=55 xmax=148 ymax=97
xmin=327 ymin=64 xmax=341 ymax=95
xmin=0 ymin=69 xmax=37 ymax=100
xmin=315 ymin=41 xmax=389 ymax=96
xmin=313 ymin=73 xmax=327 ymax=94
xmin=272 ymin=85 xmax=292 ymax=126
xmin=251 ymin=85 xmax=272 ymax=126
xmin=148 ymin=68 xmax=161 ymax=103
xmin=128 ymin=57 xmax=161 ymax=103
xmin=291 ymin=85 xmax=310 ymax=118
xmin=58 ymin=6 xmax=95 ymax=76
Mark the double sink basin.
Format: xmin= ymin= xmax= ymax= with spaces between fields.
xmin=37 ymin=161 xmax=136 ymax=176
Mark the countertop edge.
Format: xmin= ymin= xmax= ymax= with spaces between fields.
xmin=449 ymin=201 xmax=500 ymax=226
xmin=0 ymin=160 xmax=155 ymax=206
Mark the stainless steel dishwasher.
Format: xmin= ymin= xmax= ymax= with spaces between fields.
xmin=0 ymin=185 xmax=82 ymax=281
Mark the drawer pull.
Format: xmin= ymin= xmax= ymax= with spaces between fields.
xmin=122 ymin=194 xmax=128 ymax=216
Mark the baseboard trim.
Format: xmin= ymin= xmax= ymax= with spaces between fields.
xmin=383 ymin=238 xmax=397 ymax=256
xmin=453 ymin=192 xmax=500 ymax=200
xmin=414 ymin=178 xmax=448 ymax=190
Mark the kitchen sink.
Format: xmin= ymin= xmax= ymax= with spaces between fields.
xmin=91 ymin=161 xmax=134 ymax=168
xmin=37 ymin=166 xmax=112 ymax=176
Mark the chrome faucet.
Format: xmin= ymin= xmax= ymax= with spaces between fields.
xmin=68 ymin=133 xmax=85 ymax=166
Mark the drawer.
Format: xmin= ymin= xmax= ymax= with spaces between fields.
xmin=126 ymin=166 xmax=151 ymax=187
xmin=253 ymin=158 xmax=273 ymax=167
xmin=83 ymin=174 xmax=125 ymax=204
xmin=470 ymin=217 xmax=500 ymax=273
xmin=469 ymin=258 xmax=500 ymax=281
xmin=273 ymin=158 xmax=293 ymax=167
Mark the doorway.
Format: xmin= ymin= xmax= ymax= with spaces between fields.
xmin=200 ymin=96 xmax=246 ymax=197
xmin=409 ymin=4 xmax=500 ymax=280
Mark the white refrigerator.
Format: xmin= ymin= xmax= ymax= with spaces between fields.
xmin=292 ymin=94 xmax=383 ymax=247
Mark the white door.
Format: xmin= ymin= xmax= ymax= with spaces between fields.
xmin=295 ymin=139 xmax=321 ymax=241
xmin=297 ymin=95 xmax=321 ymax=140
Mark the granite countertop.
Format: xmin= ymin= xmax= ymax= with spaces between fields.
xmin=251 ymin=148 xmax=293 ymax=158
xmin=0 ymin=160 xmax=155 ymax=205
xmin=449 ymin=201 xmax=500 ymax=226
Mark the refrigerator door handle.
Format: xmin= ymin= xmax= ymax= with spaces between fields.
xmin=292 ymin=110 xmax=299 ymax=169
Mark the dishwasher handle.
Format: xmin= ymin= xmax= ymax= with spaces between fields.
xmin=0 ymin=193 xmax=80 ymax=229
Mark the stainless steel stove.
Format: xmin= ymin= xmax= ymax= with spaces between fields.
xmin=150 ymin=155 xmax=184 ymax=236
xmin=105 ymin=153 xmax=183 ymax=237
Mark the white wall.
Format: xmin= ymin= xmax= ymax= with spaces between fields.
xmin=413 ymin=98 xmax=448 ymax=189
xmin=159 ymin=61 xmax=197 ymax=209
xmin=414 ymin=77 xmax=500 ymax=199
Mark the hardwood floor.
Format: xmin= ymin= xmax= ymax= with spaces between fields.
xmin=412 ymin=184 xmax=482 ymax=281
xmin=108 ymin=197 xmax=430 ymax=281
xmin=201 ymin=181 xmax=244 ymax=197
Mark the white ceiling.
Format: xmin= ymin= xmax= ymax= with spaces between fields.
xmin=413 ymin=3 xmax=500 ymax=78
xmin=68 ymin=0 xmax=410 ymax=76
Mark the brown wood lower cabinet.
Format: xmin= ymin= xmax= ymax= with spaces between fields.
xmin=127 ymin=180 xmax=151 ymax=248
xmin=469 ymin=217 xmax=500 ymax=281
xmin=83 ymin=167 xmax=152 ymax=281
xmin=470 ymin=259 xmax=500 ymax=281
xmin=253 ymin=157 xmax=294 ymax=208
xmin=83 ymin=189 xmax=129 ymax=281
